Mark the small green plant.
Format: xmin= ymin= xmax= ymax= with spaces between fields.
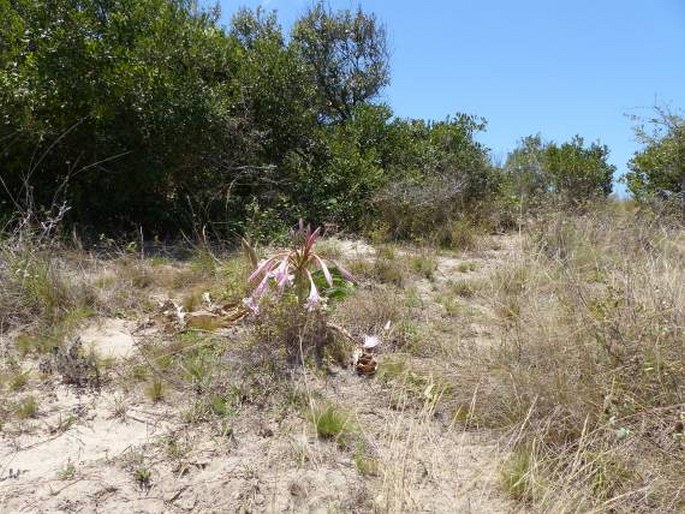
xmin=52 ymin=414 xmax=77 ymax=433
xmin=134 ymin=466 xmax=152 ymax=490
xmin=243 ymin=220 xmax=354 ymax=313
xmin=448 ymin=279 xmax=477 ymax=298
xmin=457 ymin=261 xmax=479 ymax=273
xmin=309 ymin=404 xmax=354 ymax=445
xmin=372 ymin=248 xmax=408 ymax=287
xmin=9 ymin=369 xmax=30 ymax=391
xmin=179 ymin=349 xmax=215 ymax=391
xmin=501 ymin=448 xmax=534 ymax=501
xmin=110 ymin=395 xmax=128 ymax=420
xmin=129 ymin=364 xmax=149 ymax=382
xmin=377 ymin=356 xmax=407 ymax=385
xmin=208 ymin=394 xmax=235 ymax=418
xmin=58 ymin=459 xmax=76 ymax=480
xmin=145 ymin=377 xmax=166 ymax=402
xmin=15 ymin=332 xmax=56 ymax=355
xmin=404 ymin=287 xmax=423 ymax=308
xmin=14 ymin=396 xmax=39 ymax=419
xmin=354 ymin=444 xmax=380 ymax=476
xmin=164 ymin=436 xmax=188 ymax=460
xmin=410 ymin=253 xmax=438 ymax=280
xmin=315 ymin=238 xmax=343 ymax=260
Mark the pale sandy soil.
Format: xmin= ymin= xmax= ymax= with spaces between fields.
xmin=0 ymin=235 xmax=525 ymax=513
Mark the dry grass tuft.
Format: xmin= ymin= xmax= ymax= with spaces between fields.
xmin=460 ymin=208 xmax=685 ymax=512
xmin=332 ymin=285 xmax=420 ymax=352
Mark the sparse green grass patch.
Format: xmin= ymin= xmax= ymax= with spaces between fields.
xmin=14 ymin=396 xmax=39 ymax=419
xmin=58 ymin=459 xmax=76 ymax=480
xmin=501 ymin=447 xmax=534 ymax=502
xmin=409 ymin=252 xmax=438 ymax=280
xmin=309 ymin=404 xmax=355 ymax=445
xmin=9 ymin=369 xmax=30 ymax=391
xmin=354 ymin=443 xmax=380 ymax=477
xmin=457 ymin=261 xmax=479 ymax=273
xmin=144 ymin=377 xmax=166 ymax=402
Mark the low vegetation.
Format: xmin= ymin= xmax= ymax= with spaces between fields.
xmin=446 ymin=206 xmax=685 ymax=511
xmin=0 ymin=202 xmax=684 ymax=511
xmin=1 ymin=1 xmax=684 ymax=512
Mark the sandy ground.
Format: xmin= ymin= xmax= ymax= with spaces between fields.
xmin=0 ymin=235 xmax=524 ymax=513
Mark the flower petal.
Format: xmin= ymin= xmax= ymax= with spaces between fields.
xmin=304 ymin=269 xmax=322 ymax=310
xmin=333 ymin=261 xmax=355 ymax=283
xmin=248 ymin=256 xmax=276 ymax=283
xmin=363 ymin=335 xmax=381 ymax=349
xmin=274 ymin=257 xmax=293 ymax=289
xmin=305 ymin=226 xmax=322 ymax=253
xmin=314 ymin=255 xmax=334 ymax=287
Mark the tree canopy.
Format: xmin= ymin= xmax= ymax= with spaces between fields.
xmin=504 ymin=134 xmax=615 ymax=211
xmin=624 ymin=108 xmax=685 ymax=205
xmin=1 ymin=0 xmax=656 ymax=241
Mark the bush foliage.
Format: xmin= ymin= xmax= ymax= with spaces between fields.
xmin=0 ymin=1 xmax=509 ymax=240
xmin=2 ymin=1 xmax=678 ymax=241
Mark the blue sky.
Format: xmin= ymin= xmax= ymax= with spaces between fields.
xmin=219 ymin=0 xmax=685 ymax=195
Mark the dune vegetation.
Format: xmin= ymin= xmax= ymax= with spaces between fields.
xmin=1 ymin=1 xmax=684 ymax=512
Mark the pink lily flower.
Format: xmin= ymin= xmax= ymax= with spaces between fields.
xmin=304 ymin=270 xmax=323 ymax=311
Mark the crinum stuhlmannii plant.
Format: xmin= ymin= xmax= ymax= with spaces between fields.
xmin=242 ymin=221 xmax=382 ymax=373
xmin=242 ymin=220 xmax=353 ymax=314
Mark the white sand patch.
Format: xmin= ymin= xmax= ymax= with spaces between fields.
xmin=80 ymin=318 xmax=136 ymax=359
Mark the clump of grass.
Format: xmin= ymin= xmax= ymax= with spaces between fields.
xmin=315 ymin=238 xmax=343 ymax=260
xmin=309 ymin=404 xmax=355 ymax=445
xmin=461 ymin=209 xmax=685 ymax=511
xmin=218 ymin=254 xmax=250 ymax=303
xmin=58 ymin=459 xmax=76 ymax=480
xmin=14 ymin=396 xmax=39 ymax=419
xmin=409 ymin=252 xmax=438 ymax=280
xmin=377 ymin=355 xmax=451 ymax=411
xmin=178 ymin=346 xmax=217 ymax=392
xmin=8 ymin=369 xmax=30 ymax=391
xmin=501 ymin=447 xmax=535 ymax=502
xmin=122 ymin=450 xmax=153 ymax=491
xmin=332 ymin=286 xmax=416 ymax=351
xmin=447 ymin=279 xmax=478 ymax=298
xmin=0 ymin=241 xmax=99 ymax=335
xmin=207 ymin=394 xmax=235 ymax=418
xmin=134 ymin=465 xmax=152 ymax=490
xmin=110 ymin=395 xmax=128 ymax=420
xmin=373 ymin=249 xmax=408 ymax=287
xmin=457 ymin=261 xmax=479 ymax=273
xmin=376 ymin=355 xmax=407 ymax=385
xmin=354 ymin=443 xmax=380 ymax=477
xmin=144 ymin=377 xmax=166 ymax=402
xmin=344 ymin=244 xmax=410 ymax=287
xmin=164 ymin=436 xmax=186 ymax=460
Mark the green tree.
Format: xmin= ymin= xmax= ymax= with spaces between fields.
xmin=501 ymin=135 xmax=547 ymax=211
xmin=374 ymin=114 xmax=497 ymax=241
xmin=292 ymin=2 xmax=389 ymax=123
xmin=504 ymin=135 xmax=614 ymax=210
xmin=547 ymin=136 xmax=614 ymax=200
xmin=0 ymin=0 xmax=246 ymax=233
xmin=290 ymin=103 xmax=392 ymax=228
xmin=624 ymin=108 xmax=685 ymax=210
